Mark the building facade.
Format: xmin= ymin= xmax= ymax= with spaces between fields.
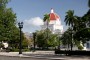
xmin=41 ymin=8 xmax=63 ymax=34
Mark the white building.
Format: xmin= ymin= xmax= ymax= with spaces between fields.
xmin=84 ymin=41 xmax=90 ymax=50
xmin=41 ymin=8 xmax=63 ymax=34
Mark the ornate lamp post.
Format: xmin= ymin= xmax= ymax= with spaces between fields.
xmin=18 ymin=22 xmax=23 ymax=54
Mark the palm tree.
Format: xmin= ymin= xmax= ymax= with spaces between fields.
xmin=64 ymin=10 xmax=77 ymax=27
xmin=43 ymin=14 xmax=50 ymax=29
xmin=43 ymin=14 xmax=50 ymax=48
xmin=64 ymin=10 xmax=77 ymax=51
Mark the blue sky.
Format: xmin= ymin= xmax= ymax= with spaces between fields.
xmin=7 ymin=0 xmax=89 ymax=33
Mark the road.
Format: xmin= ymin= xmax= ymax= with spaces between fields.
xmin=0 ymin=55 xmax=49 ymax=60
xmin=0 ymin=54 xmax=90 ymax=60
xmin=24 ymin=54 xmax=90 ymax=60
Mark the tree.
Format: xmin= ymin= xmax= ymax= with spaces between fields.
xmin=0 ymin=0 xmax=19 ymax=50
xmin=0 ymin=0 xmax=17 ymax=42
xmin=64 ymin=10 xmax=77 ymax=51
xmin=64 ymin=10 xmax=77 ymax=27
xmin=47 ymin=30 xmax=58 ymax=47
xmin=43 ymin=14 xmax=50 ymax=48
xmin=63 ymin=0 xmax=90 ymax=51
xmin=22 ymin=34 xmax=30 ymax=49
xmin=36 ymin=30 xmax=58 ymax=50
xmin=82 ymin=9 xmax=90 ymax=27
xmin=74 ymin=10 xmax=90 ymax=43
xmin=72 ymin=0 xmax=90 ymax=45
xmin=61 ymin=28 xmax=72 ymax=49
xmin=36 ymin=30 xmax=46 ymax=49
xmin=75 ymin=2 xmax=90 ymax=43
xmin=8 ymin=27 xmax=20 ymax=49
xmin=43 ymin=14 xmax=50 ymax=27
xmin=0 ymin=0 xmax=29 ymax=50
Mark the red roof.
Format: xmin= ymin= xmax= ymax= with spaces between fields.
xmin=49 ymin=9 xmax=60 ymax=20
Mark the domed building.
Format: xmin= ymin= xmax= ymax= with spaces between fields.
xmin=41 ymin=8 xmax=63 ymax=34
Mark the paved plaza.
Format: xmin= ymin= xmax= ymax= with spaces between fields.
xmin=0 ymin=51 xmax=90 ymax=60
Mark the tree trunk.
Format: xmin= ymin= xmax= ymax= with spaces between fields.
xmin=46 ymin=21 xmax=49 ymax=49
xmin=71 ymin=26 xmax=73 ymax=51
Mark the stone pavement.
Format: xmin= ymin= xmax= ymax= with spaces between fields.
xmin=0 ymin=51 xmax=90 ymax=60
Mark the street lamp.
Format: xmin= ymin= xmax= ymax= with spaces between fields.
xmin=18 ymin=22 xmax=23 ymax=54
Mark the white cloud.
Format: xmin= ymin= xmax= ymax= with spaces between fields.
xmin=23 ymin=17 xmax=44 ymax=32
xmin=24 ymin=17 xmax=44 ymax=26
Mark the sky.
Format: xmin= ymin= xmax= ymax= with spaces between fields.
xmin=7 ymin=0 xmax=89 ymax=33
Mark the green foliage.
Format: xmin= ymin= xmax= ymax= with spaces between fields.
xmin=0 ymin=0 xmax=30 ymax=50
xmin=0 ymin=0 xmax=20 ymax=49
xmin=11 ymin=48 xmax=19 ymax=52
xmin=36 ymin=30 xmax=46 ymax=48
xmin=61 ymin=28 xmax=72 ymax=46
xmin=22 ymin=49 xmax=30 ymax=52
xmin=82 ymin=9 xmax=90 ymax=27
xmin=11 ymin=48 xmax=30 ymax=52
xmin=0 ymin=43 xmax=4 ymax=48
xmin=73 ymin=9 xmax=90 ymax=43
xmin=22 ymin=35 xmax=29 ymax=49
xmin=0 ymin=0 xmax=17 ymax=42
xmin=47 ymin=34 xmax=58 ymax=47
xmin=36 ymin=29 xmax=58 ymax=49
xmin=74 ymin=40 xmax=84 ymax=50
xmin=78 ymin=45 xmax=84 ymax=50
xmin=64 ymin=10 xmax=77 ymax=27
xmin=43 ymin=14 xmax=50 ymax=22
xmin=62 ymin=0 xmax=90 ymax=49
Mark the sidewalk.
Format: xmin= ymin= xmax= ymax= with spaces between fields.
xmin=0 ymin=52 xmax=19 ymax=56
xmin=0 ymin=51 xmax=66 ymax=60
xmin=0 ymin=51 xmax=65 ymax=60
xmin=0 ymin=51 xmax=90 ymax=60
xmin=0 ymin=51 xmax=55 ymax=58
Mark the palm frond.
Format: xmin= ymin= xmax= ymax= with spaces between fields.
xmin=43 ymin=14 xmax=50 ymax=22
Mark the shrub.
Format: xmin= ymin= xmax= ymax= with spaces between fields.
xmin=22 ymin=49 xmax=30 ymax=52
xmin=78 ymin=45 xmax=83 ymax=50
